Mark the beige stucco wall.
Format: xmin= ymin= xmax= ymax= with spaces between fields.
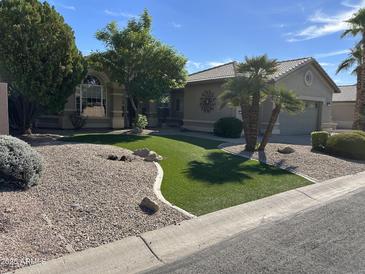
xmin=332 ymin=102 xmax=355 ymax=129
xmin=275 ymin=63 xmax=335 ymax=132
xmin=0 ymin=83 xmax=9 ymax=135
xmin=182 ymin=80 xmax=238 ymax=132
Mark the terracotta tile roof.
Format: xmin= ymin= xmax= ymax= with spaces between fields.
xmin=187 ymin=57 xmax=313 ymax=83
xmin=333 ymin=85 xmax=357 ymax=102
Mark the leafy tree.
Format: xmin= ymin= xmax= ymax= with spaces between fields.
xmin=0 ymin=0 xmax=86 ymax=134
xmin=336 ymin=45 xmax=364 ymax=129
xmin=341 ymin=8 xmax=365 ymax=130
xmin=89 ymin=10 xmax=187 ymax=121
xmin=220 ymin=55 xmax=278 ymax=151
xmin=258 ymin=87 xmax=304 ymax=151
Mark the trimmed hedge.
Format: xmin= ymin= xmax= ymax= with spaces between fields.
xmin=213 ymin=117 xmax=243 ymax=138
xmin=311 ymin=131 xmax=330 ymax=151
xmin=0 ymin=135 xmax=43 ymax=189
xmin=326 ymin=131 xmax=365 ymax=160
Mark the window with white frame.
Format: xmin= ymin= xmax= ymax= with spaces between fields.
xmin=75 ymin=75 xmax=107 ymax=117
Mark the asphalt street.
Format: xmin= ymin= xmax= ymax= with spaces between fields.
xmin=146 ymin=188 xmax=365 ymax=274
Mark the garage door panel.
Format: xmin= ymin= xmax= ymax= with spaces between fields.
xmin=279 ymin=101 xmax=320 ymax=135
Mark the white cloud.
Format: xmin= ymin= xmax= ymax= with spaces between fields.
xmin=319 ymin=62 xmax=335 ymax=67
xmin=59 ymin=4 xmax=76 ymax=11
xmin=104 ymin=9 xmax=136 ymax=18
xmin=287 ymin=0 xmax=365 ymax=42
xmin=186 ymin=59 xmax=233 ymax=73
xmin=315 ymin=49 xmax=350 ymax=58
xmin=171 ymin=22 xmax=182 ymax=28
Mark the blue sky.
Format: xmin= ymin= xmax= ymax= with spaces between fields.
xmin=47 ymin=0 xmax=365 ymax=85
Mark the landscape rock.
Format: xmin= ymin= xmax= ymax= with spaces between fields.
xmin=277 ymin=146 xmax=295 ymax=154
xmin=140 ymin=197 xmax=159 ymax=214
xmin=120 ymin=155 xmax=127 ymax=161
xmin=107 ymin=154 xmax=119 ymax=161
xmin=133 ymin=148 xmax=151 ymax=158
xmin=144 ymin=151 xmax=163 ymax=162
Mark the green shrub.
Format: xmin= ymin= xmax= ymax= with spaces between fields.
xmin=326 ymin=131 xmax=365 ymax=160
xmin=311 ymin=131 xmax=330 ymax=151
xmin=213 ymin=117 xmax=243 ymax=138
xmin=135 ymin=114 xmax=148 ymax=130
xmin=0 ymin=135 xmax=43 ymax=189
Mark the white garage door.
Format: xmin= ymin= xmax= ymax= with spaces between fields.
xmin=279 ymin=101 xmax=320 ymax=135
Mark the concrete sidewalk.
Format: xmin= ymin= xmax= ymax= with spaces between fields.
xmin=12 ymin=171 xmax=365 ymax=274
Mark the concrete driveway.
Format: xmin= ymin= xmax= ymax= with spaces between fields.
xmin=147 ymin=187 xmax=365 ymax=274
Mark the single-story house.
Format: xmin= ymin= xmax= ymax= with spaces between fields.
xmin=170 ymin=57 xmax=339 ymax=135
xmin=332 ymin=84 xmax=356 ymax=129
xmin=0 ymin=82 xmax=9 ymax=135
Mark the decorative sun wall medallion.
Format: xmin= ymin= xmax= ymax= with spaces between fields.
xmin=200 ymin=90 xmax=216 ymax=113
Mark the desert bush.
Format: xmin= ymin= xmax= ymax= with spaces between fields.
xmin=213 ymin=117 xmax=243 ymax=138
xmin=0 ymin=135 xmax=43 ymax=189
xmin=326 ymin=131 xmax=365 ymax=160
xmin=311 ymin=131 xmax=330 ymax=151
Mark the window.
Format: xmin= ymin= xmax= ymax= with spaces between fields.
xmin=75 ymin=75 xmax=106 ymax=117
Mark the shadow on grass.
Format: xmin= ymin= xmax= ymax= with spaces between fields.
xmin=154 ymin=135 xmax=221 ymax=150
xmin=62 ymin=134 xmax=150 ymax=145
xmin=185 ymin=151 xmax=290 ymax=184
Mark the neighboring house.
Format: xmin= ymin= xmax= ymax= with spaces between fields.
xmin=0 ymin=83 xmax=9 ymax=135
xmin=332 ymin=84 xmax=356 ymax=129
xmin=170 ymin=57 xmax=339 ymax=135
xmin=36 ymin=70 xmax=159 ymax=129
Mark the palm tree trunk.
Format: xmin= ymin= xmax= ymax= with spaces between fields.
xmin=353 ymin=68 xmax=362 ymax=129
xmin=245 ymin=91 xmax=260 ymax=151
xmin=240 ymin=101 xmax=250 ymax=144
xmin=357 ymin=32 xmax=365 ymax=130
xmin=258 ymin=105 xmax=281 ymax=151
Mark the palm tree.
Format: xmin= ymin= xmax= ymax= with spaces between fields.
xmin=336 ymin=45 xmax=363 ymax=129
xmin=221 ymin=55 xmax=278 ymax=151
xmin=220 ymin=76 xmax=256 ymax=145
xmin=258 ymin=87 xmax=304 ymax=151
xmin=341 ymin=8 xmax=365 ymax=129
xmin=238 ymin=56 xmax=278 ymax=151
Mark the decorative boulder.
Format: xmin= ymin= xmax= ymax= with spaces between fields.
xmin=133 ymin=148 xmax=151 ymax=158
xmin=107 ymin=154 xmax=119 ymax=161
xmin=144 ymin=151 xmax=163 ymax=162
xmin=277 ymin=146 xmax=295 ymax=154
xmin=140 ymin=197 xmax=159 ymax=214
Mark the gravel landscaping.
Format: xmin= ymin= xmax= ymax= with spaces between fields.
xmin=221 ymin=143 xmax=365 ymax=182
xmin=0 ymin=142 xmax=188 ymax=273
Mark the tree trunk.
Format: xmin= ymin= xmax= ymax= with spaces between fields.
xmin=353 ymin=68 xmax=362 ymax=129
xmin=240 ymin=101 xmax=250 ymax=145
xmin=245 ymin=91 xmax=260 ymax=151
xmin=129 ymin=96 xmax=139 ymax=122
xmin=355 ymin=33 xmax=365 ymax=130
xmin=8 ymin=92 xmax=35 ymax=134
xmin=258 ymin=105 xmax=281 ymax=151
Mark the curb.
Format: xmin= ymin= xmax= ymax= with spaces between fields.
xmin=12 ymin=171 xmax=365 ymax=274
xmin=152 ymin=162 xmax=196 ymax=218
xmin=218 ymin=143 xmax=318 ymax=183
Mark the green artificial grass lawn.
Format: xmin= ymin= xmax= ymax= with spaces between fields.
xmin=64 ymin=134 xmax=311 ymax=216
